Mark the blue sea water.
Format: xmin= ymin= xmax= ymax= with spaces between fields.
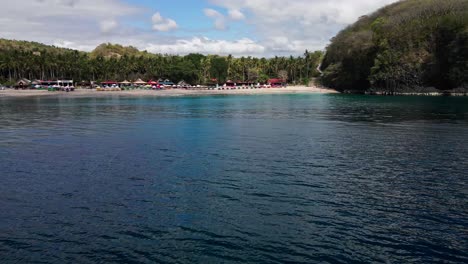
xmin=0 ymin=94 xmax=467 ymax=263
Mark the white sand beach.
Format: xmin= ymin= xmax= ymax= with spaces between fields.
xmin=0 ymin=86 xmax=338 ymax=98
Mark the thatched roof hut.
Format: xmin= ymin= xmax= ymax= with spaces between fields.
xmin=16 ymin=78 xmax=31 ymax=88
xmin=133 ymin=78 xmax=146 ymax=85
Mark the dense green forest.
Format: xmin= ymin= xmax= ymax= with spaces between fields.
xmin=0 ymin=39 xmax=322 ymax=85
xmin=320 ymin=0 xmax=468 ymax=93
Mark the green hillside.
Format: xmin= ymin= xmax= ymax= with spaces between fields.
xmin=0 ymin=39 xmax=322 ymax=86
xmin=90 ymin=43 xmax=148 ymax=58
xmin=320 ymin=0 xmax=468 ymax=93
xmin=0 ymin=39 xmax=81 ymax=55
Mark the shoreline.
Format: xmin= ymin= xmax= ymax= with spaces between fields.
xmin=343 ymin=89 xmax=468 ymax=96
xmin=0 ymin=86 xmax=338 ymax=98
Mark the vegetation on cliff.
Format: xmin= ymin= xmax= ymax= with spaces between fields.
xmin=320 ymin=0 xmax=468 ymax=93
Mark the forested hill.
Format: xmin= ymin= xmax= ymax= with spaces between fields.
xmin=320 ymin=0 xmax=468 ymax=93
xmin=0 ymin=39 xmax=81 ymax=55
xmin=0 ymin=39 xmax=322 ymax=86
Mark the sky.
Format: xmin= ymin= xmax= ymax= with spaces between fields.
xmin=0 ymin=0 xmax=398 ymax=57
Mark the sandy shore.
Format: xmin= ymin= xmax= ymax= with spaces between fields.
xmin=0 ymin=86 xmax=338 ymax=98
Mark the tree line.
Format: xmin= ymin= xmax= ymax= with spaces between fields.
xmin=0 ymin=40 xmax=323 ymax=86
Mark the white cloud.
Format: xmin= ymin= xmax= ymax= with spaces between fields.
xmin=151 ymin=12 xmax=178 ymax=32
xmin=58 ymin=0 xmax=79 ymax=7
xmin=145 ymin=37 xmax=265 ymax=56
xmin=204 ymin=8 xmax=245 ymax=30
xmin=228 ymin=9 xmax=245 ymax=20
xmin=100 ymin=19 xmax=118 ymax=33
xmin=203 ymin=8 xmax=227 ymax=30
xmin=209 ymin=0 xmax=399 ymax=55
xmin=53 ymin=40 xmax=96 ymax=51
xmin=0 ymin=0 xmax=140 ymax=44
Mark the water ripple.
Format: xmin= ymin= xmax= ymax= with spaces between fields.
xmin=0 ymin=95 xmax=467 ymax=263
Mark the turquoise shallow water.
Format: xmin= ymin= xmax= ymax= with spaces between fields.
xmin=0 ymin=94 xmax=468 ymax=263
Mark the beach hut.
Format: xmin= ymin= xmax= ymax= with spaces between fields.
xmin=177 ymin=80 xmax=190 ymax=88
xmin=15 ymin=78 xmax=31 ymax=89
xmin=119 ymin=80 xmax=131 ymax=90
xmin=31 ymin=79 xmax=42 ymax=89
xmin=79 ymin=80 xmax=92 ymax=88
xmin=268 ymin=78 xmax=286 ymax=87
xmin=133 ymin=78 xmax=146 ymax=86
xmin=224 ymin=80 xmax=236 ymax=87
xmin=160 ymin=79 xmax=174 ymax=88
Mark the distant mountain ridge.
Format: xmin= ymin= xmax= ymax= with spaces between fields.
xmin=320 ymin=0 xmax=468 ymax=93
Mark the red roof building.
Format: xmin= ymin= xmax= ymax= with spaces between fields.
xmin=268 ymin=79 xmax=286 ymax=87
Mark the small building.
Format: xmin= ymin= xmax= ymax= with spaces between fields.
xmin=160 ymin=79 xmax=174 ymax=87
xmin=79 ymin=80 xmax=92 ymax=88
xmin=177 ymin=80 xmax=190 ymax=88
xmin=225 ymin=80 xmax=235 ymax=87
xmin=268 ymin=78 xmax=286 ymax=87
xmin=16 ymin=78 xmax=31 ymax=89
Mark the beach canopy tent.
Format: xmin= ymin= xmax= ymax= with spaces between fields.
xmin=119 ymin=80 xmax=131 ymax=85
xmin=147 ymin=80 xmax=159 ymax=85
xmin=133 ymin=78 xmax=146 ymax=85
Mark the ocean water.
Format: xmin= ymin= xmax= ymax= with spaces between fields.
xmin=0 ymin=94 xmax=467 ymax=263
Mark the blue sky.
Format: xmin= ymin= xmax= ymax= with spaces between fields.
xmin=120 ymin=0 xmax=253 ymax=40
xmin=0 ymin=0 xmax=398 ymax=57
